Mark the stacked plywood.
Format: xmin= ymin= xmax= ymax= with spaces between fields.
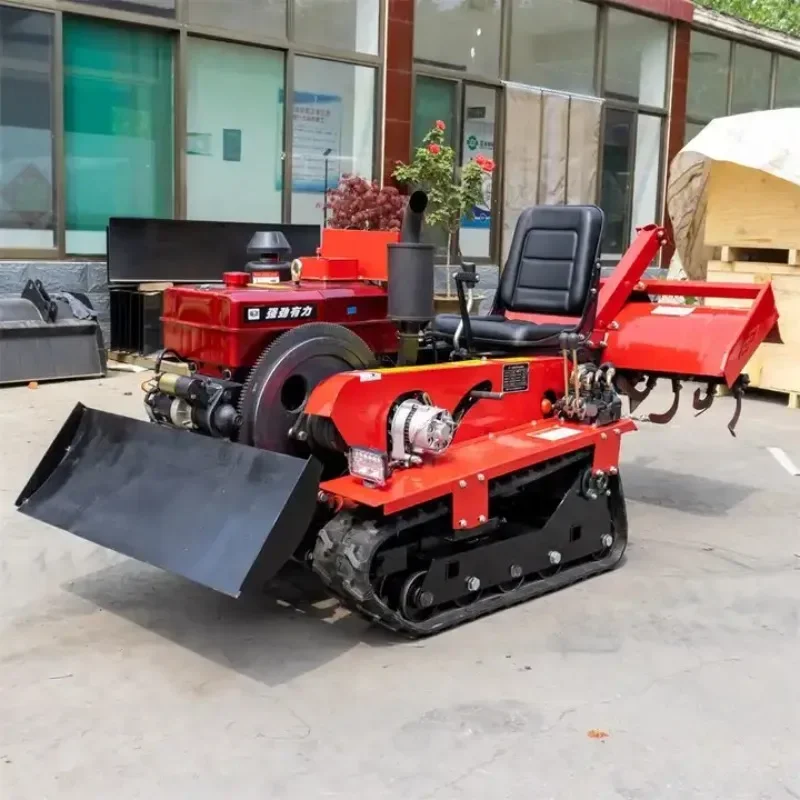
xmin=704 ymin=161 xmax=800 ymax=408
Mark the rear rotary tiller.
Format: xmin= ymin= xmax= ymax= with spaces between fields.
xmin=16 ymin=198 xmax=780 ymax=637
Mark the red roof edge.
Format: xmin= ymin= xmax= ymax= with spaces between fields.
xmin=611 ymin=0 xmax=694 ymax=23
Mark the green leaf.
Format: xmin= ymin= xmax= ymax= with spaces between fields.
xmin=695 ymin=0 xmax=800 ymax=36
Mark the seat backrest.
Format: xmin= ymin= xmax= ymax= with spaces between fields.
xmin=495 ymin=205 xmax=604 ymax=317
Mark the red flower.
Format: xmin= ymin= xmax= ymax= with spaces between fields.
xmin=435 ymin=120 xmax=446 ymax=131
xmin=428 ymin=143 xmax=441 ymax=155
xmin=475 ymin=154 xmax=486 ymax=165
xmin=481 ymin=158 xmax=496 ymax=173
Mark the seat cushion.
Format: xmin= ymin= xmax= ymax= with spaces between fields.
xmin=431 ymin=313 xmax=575 ymax=348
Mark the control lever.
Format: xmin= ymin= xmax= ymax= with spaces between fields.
xmin=453 ymin=261 xmax=479 ymax=354
xmin=558 ymin=332 xmax=583 ymax=400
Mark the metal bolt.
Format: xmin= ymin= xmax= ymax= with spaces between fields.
xmin=587 ymin=491 xmax=598 ymax=501
xmin=548 ymin=550 xmax=562 ymax=565
xmin=466 ymin=576 xmax=481 ymax=592
xmin=609 ymin=467 xmax=618 ymax=475
xmin=419 ymin=591 xmax=435 ymax=608
xmin=601 ymin=534 xmax=614 ymax=548
xmin=595 ymin=470 xmax=605 ymax=477
xmin=614 ymin=428 xmax=621 ymax=436
xmin=477 ymin=473 xmax=486 ymax=482
xmin=610 ymin=321 xmax=620 ymax=330
xmin=296 ymin=430 xmax=308 ymax=442
xmin=459 ymin=479 xmax=467 ymax=489
xmin=510 ymin=564 xmax=523 ymax=579
xmin=601 ymin=433 xmax=607 ymax=440
xmin=478 ymin=515 xmax=487 ymax=524
xmin=459 ymin=519 xmax=468 ymax=528
xmin=317 ymin=491 xmax=328 ymax=503
xmin=606 ymin=490 xmax=612 ymax=496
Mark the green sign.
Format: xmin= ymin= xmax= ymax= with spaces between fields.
xmin=467 ymin=134 xmax=479 ymax=151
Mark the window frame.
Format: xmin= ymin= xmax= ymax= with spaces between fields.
xmin=0 ymin=3 xmax=60 ymax=259
xmin=596 ymin=3 xmax=671 ymax=261
xmin=0 ymin=0 xmax=386 ymax=259
xmin=684 ymin=24 xmax=800 ymax=138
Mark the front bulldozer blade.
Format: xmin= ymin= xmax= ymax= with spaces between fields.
xmin=16 ymin=404 xmax=323 ymax=598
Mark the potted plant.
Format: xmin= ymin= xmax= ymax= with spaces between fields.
xmin=325 ymin=174 xmax=406 ymax=231
xmin=320 ymin=174 xmax=410 ymax=279
xmin=392 ymin=120 xmax=495 ymax=312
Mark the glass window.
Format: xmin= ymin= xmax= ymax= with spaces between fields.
xmin=70 ymin=0 xmax=175 ymax=17
xmin=600 ymin=108 xmax=634 ymax=256
xmin=684 ymin=120 xmax=706 ymax=145
xmin=605 ymin=9 xmax=669 ymax=109
xmin=687 ymin=32 xmax=730 ymax=121
xmin=0 ymin=7 xmax=54 ymax=249
xmin=600 ymin=109 xmax=663 ymax=256
xmin=413 ymin=76 xmax=457 ymax=149
xmin=731 ymin=43 xmax=771 ymax=115
xmin=295 ymin=0 xmax=380 ymax=56
xmin=415 ymin=0 xmax=502 ymax=77
xmin=63 ymin=16 xmax=174 ymax=255
xmin=509 ymin=0 xmax=598 ymax=96
xmin=629 ymin=113 xmax=662 ymax=242
xmin=186 ymin=0 xmax=286 ymax=38
xmin=290 ymin=57 xmax=375 ymax=224
xmin=775 ymin=56 xmax=800 ymax=108
xmin=187 ymin=39 xmax=284 ymax=224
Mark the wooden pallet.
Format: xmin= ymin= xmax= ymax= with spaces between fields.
xmin=108 ymin=349 xmax=191 ymax=375
xmin=719 ymin=245 xmax=800 ymax=266
xmin=718 ymin=383 xmax=800 ymax=409
xmin=706 ymin=259 xmax=800 ymax=407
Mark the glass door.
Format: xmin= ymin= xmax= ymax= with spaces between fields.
xmin=459 ymin=83 xmax=498 ymax=261
xmin=412 ymin=75 xmax=500 ymax=263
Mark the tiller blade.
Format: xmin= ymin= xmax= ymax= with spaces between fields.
xmin=647 ymin=379 xmax=682 ymax=425
xmin=16 ymin=403 xmax=323 ymax=597
xmin=616 ymin=374 xmax=657 ymax=414
xmin=727 ymin=375 xmax=750 ymax=438
xmin=692 ymin=382 xmax=716 ymax=416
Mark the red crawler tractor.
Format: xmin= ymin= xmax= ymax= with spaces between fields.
xmin=16 ymin=193 xmax=779 ymax=636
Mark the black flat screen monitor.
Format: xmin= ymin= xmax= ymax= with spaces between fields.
xmin=106 ymin=218 xmax=321 ymax=285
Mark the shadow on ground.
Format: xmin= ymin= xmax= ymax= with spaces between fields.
xmin=623 ymin=461 xmax=755 ymax=515
xmin=66 ymin=559 xmax=398 ymax=686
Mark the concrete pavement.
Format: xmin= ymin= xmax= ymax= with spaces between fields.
xmin=1 ymin=370 xmax=799 ymax=799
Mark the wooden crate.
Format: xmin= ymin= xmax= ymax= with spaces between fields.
xmin=706 ymin=161 xmax=800 ymax=250
xmin=706 ymin=259 xmax=800 ymax=407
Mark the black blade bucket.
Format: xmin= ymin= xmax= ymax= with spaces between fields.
xmin=16 ymin=404 xmax=323 ymax=598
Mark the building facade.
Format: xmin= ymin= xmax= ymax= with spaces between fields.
xmin=1 ymin=0 xmax=799 ymax=293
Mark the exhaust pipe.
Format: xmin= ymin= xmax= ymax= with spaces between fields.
xmin=400 ymin=190 xmax=428 ymax=244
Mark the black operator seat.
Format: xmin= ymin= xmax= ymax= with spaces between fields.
xmin=430 ymin=204 xmax=605 ymax=350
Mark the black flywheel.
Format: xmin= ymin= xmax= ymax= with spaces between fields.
xmin=237 ymin=323 xmax=377 ymax=455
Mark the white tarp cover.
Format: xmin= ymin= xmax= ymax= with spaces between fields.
xmin=666 ymin=108 xmax=800 ymax=282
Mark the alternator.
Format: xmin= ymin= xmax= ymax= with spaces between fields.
xmin=389 ymin=399 xmax=456 ymax=462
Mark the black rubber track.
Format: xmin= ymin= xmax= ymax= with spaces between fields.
xmin=311 ymin=452 xmax=629 ymax=637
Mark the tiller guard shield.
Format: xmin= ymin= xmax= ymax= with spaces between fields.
xmin=606 ymin=281 xmax=779 ymax=435
xmin=15 ymin=404 xmax=322 ymax=597
xmin=600 ymin=280 xmax=780 ymax=389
